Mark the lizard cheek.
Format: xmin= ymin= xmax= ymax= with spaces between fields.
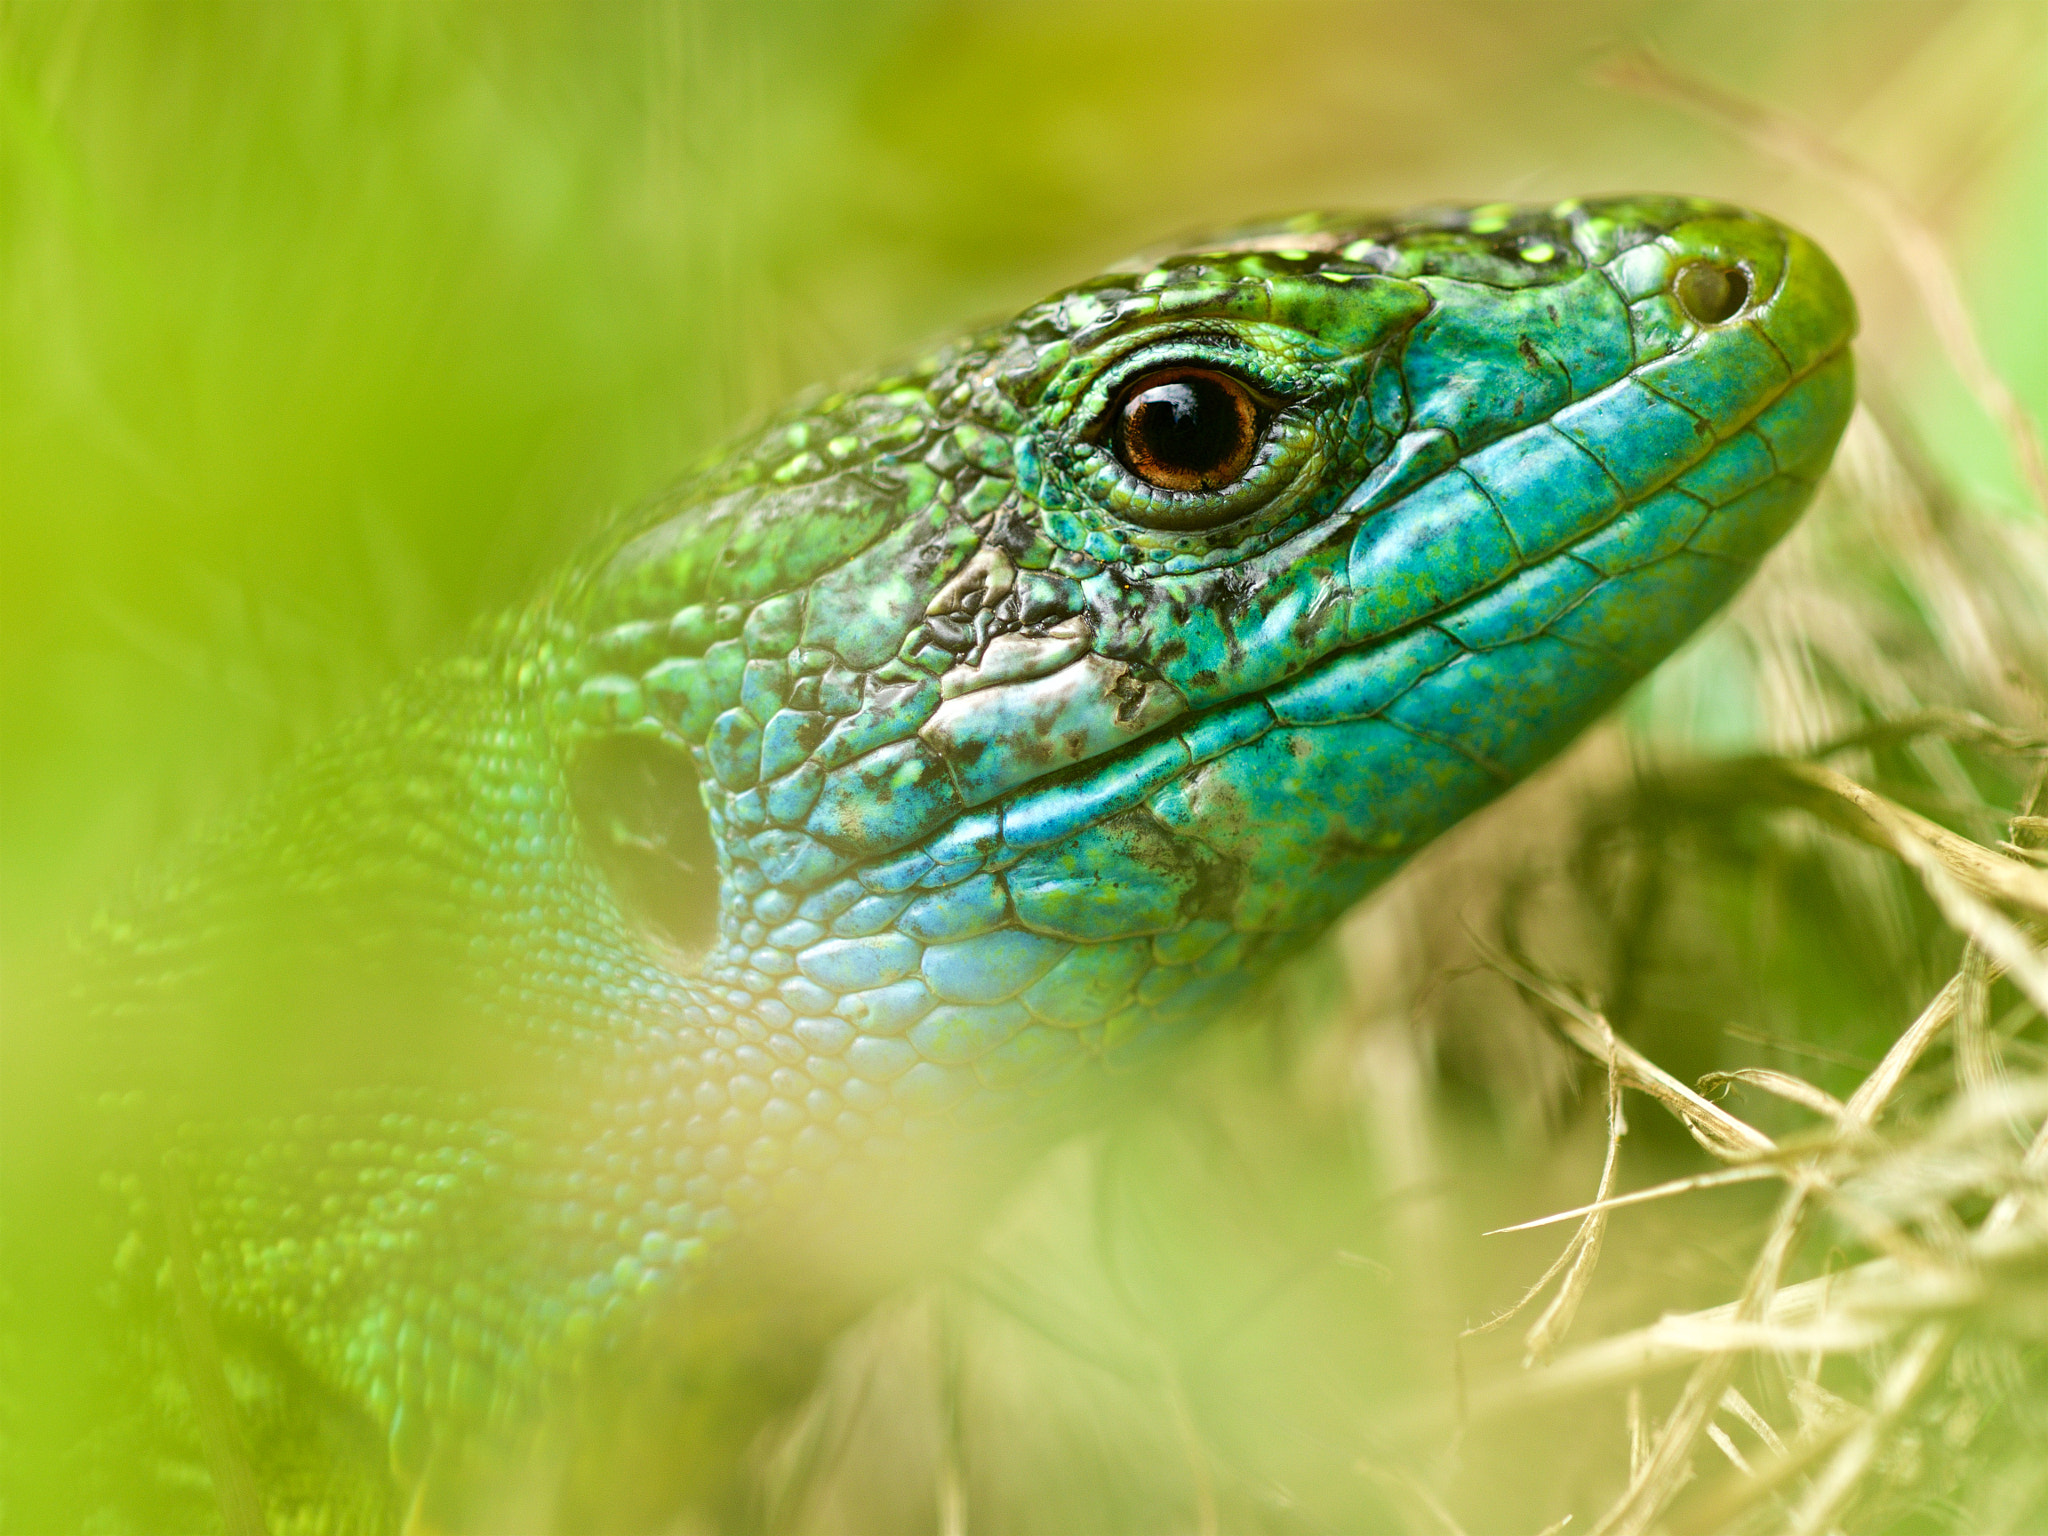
xmin=565 ymin=736 xmax=722 ymax=958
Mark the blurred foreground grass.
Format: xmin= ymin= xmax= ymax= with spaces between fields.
xmin=3 ymin=2 xmax=2047 ymax=1531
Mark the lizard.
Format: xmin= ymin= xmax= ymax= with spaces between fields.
xmin=1 ymin=195 xmax=1856 ymax=1534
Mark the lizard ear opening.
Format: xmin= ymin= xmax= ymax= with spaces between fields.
xmin=566 ymin=736 xmax=721 ymax=957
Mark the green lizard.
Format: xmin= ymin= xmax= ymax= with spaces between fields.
xmin=5 ymin=195 xmax=1854 ymax=1533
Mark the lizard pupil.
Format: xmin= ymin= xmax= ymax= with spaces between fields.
xmin=1112 ymin=367 xmax=1262 ymax=493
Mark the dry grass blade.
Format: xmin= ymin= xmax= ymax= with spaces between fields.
xmin=1467 ymin=967 xmax=1822 ymax=1531
xmin=1476 ymin=941 xmax=1776 ymax=1162
xmin=1702 ymin=1423 xmax=1754 ymax=1479
xmin=1465 ymin=1050 xmax=1628 ymax=1364
xmin=1665 ymin=1402 xmax=1864 ymax=1535
xmin=1878 ymin=829 xmax=2048 ymax=1021
xmin=1814 ymin=710 xmax=2048 ymax=761
xmin=1984 ymin=1112 xmax=2048 ymax=1234
xmin=1845 ymin=973 xmax=1973 ymax=1126
xmin=1742 ymin=759 xmax=2048 ymax=922
xmin=1670 ymin=755 xmax=2048 ymax=1016
xmin=1955 ymin=939 xmax=2009 ymax=1107
xmin=1448 ymin=50 xmax=2048 ymax=1524
xmin=1483 ymin=1165 xmax=1786 ymax=1238
xmin=1782 ymin=1321 xmax=1953 ymax=1536
xmin=1718 ymin=1388 xmax=1785 ymax=1458
xmin=1522 ymin=1060 xmax=1625 ymax=1364
xmin=1697 ymin=1070 xmax=1850 ymax=1126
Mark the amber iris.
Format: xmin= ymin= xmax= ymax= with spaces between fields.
xmin=1673 ymin=261 xmax=1751 ymax=326
xmin=1111 ymin=367 xmax=1264 ymax=493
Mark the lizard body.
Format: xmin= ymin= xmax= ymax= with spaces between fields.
xmin=8 ymin=196 xmax=1855 ymax=1533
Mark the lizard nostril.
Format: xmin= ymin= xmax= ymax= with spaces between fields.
xmin=566 ymin=736 xmax=721 ymax=957
xmin=1673 ymin=260 xmax=1751 ymax=325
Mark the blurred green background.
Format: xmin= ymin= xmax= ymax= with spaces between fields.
xmin=2 ymin=0 xmax=2041 ymax=963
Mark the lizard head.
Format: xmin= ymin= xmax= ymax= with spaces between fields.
xmin=61 ymin=199 xmax=1854 ymax=1501
xmin=556 ymin=196 xmax=1854 ymax=1125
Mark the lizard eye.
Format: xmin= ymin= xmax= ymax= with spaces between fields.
xmin=1111 ymin=367 xmax=1268 ymax=493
